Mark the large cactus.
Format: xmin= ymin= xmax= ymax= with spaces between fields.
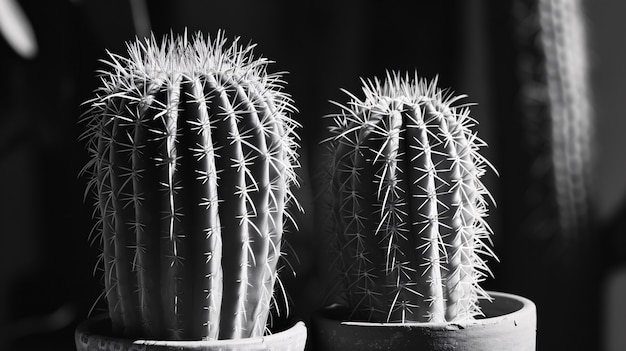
xmin=513 ymin=0 xmax=592 ymax=241
xmin=324 ymin=72 xmax=496 ymax=323
xmin=79 ymin=31 xmax=301 ymax=341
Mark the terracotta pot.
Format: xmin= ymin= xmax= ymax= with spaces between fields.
xmin=310 ymin=291 xmax=536 ymax=351
xmin=74 ymin=315 xmax=307 ymax=351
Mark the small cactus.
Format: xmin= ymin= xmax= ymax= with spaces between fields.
xmin=79 ymin=31 xmax=301 ymax=341
xmin=323 ymin=72 xmax=496 ymax=323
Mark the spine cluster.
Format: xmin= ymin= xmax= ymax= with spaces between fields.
xmin=80 ymin=31 xmax=300 ymax=340
xmin=325 ymin=72 xmax=495 ymax=323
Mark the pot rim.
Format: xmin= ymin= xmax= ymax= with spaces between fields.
xmin=322 ymin=291 xmax=535 ymax=330
xmin=75 ymin=314 xmax=307 ymax=347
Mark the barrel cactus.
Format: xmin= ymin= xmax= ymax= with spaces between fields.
xmin=323 ymin=72 xmax=496 ymax=323
xmin=79 ymin=31 xmax=301 ymax=341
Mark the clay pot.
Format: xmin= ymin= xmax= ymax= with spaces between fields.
xmin=74 ymin=314 xmax=307 ymax=351
xmin=310 ymin=291 xmax=536 ymax=351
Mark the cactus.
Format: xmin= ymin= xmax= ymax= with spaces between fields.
xmin=513 ymin=0 xmax=592 ymax=241
xmin=323 ymin=72 xmax=496 ymax=323
xmin=79 ymin=31 xmax=301 ymax=341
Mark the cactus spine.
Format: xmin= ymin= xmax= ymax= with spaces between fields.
xmin=80 ymin=31 xmax=300 ymax=341
xmin=324 ymin=72 xmax=495 ymax=323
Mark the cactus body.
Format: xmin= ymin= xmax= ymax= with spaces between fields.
xmin=324 ymin=72 xmax=495 ymax=323
xmin=540 ymin=0 xmax=592 ymax=239
xmin=80 ymin=31 xmax=300 ymax=341
xmin=513 ymin=0 xmax=592 ymax=240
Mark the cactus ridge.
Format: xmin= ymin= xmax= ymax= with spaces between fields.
xmin=79 ymin=31 xmax=300 ymax=341
xmin=325 ymin=71 xmax=496 ymax=323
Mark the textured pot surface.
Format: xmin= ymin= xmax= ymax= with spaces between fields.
xmin=75 ymin=314 xmax=307 ymax=351
xmin=311 ymin=291 xmax=536 ymax=351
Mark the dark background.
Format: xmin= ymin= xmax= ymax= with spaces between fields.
xmin=1 ymin=0 xmax=625 ymax=350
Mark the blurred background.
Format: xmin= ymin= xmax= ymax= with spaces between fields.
xmin=0 ymin=0 xmax=624 ymax=350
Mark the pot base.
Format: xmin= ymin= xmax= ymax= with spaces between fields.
xmin=75 ymin=315 xmax=307 ymax=351
xmin=311 ymin=291 xmax=536 ymax=351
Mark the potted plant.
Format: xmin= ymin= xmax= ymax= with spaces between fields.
xmin=75 ymin=30 xmax=307 ymax=350
xmin=312 ymin=72 xmax=536 ymax=350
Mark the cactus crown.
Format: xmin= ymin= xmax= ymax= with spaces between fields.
xmin=79 ymin=31 xmax=300 ymax=341
xmin=324 ymin=71 xmax=496 ymax=324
